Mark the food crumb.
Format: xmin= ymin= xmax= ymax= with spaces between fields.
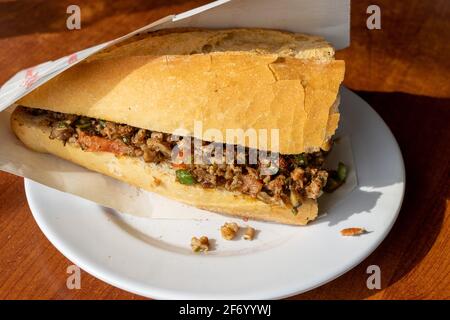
xmin=340 ymin=227 xmax=366 ymax=236
xmin=220 ymin=222 xmax=239 ymax=240
xmin=152 ymin=176 xmax=161 ymax=186
xmin=243 ymin=227 xmax=255 ymax=240
xmin=191 ymin=236 xmax=209 ymax=252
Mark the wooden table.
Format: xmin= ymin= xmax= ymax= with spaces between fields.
xmin=0 ymin=0 xmax=448 ymax=300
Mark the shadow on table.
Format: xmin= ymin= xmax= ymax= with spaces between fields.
xmin=0 ymin=0 xmax=208 ymax=39
xmin=292 ymin=90 xmax=450 ymax=300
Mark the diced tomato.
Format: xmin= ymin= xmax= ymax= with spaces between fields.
xmin=171 ymin=162 xmax=188 ymax=169
xmin=78 ymin=131 xmax=132 ymax=156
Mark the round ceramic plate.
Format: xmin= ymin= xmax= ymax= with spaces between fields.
xmin=24 ymin=87 xmax=405 ymax=299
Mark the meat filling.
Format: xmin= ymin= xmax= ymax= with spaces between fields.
xmin=22 ymin=107 xmax=331 ymax=209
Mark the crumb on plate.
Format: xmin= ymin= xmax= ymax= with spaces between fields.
xmin=340 ymin=227 xmax=367 ymax=236
xmin=191 ymin=236 xmax=209 ymax=252
xmin=243 ymin=227 xmax=255 ymax=240
xmin=220 ymin=222 xmax=239 ymax=240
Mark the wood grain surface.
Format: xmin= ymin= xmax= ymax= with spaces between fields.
xmin=0 ymin=0 xmax=449 ymax=300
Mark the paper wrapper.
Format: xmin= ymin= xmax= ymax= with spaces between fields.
xmin=0 ymin=0 xmax=352 ymax=219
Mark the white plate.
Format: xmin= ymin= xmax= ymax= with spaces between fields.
xmin=24 ymin=87 xmax=405 ymax=299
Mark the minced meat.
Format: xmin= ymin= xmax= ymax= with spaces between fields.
xmin=22 ymin=106 xmax=330 ymax=208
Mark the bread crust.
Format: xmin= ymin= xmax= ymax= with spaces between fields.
xmin=11 ymin=107 xmax=318 ymax=225
xmin=18 ymin=28 xmax=344 ymax=154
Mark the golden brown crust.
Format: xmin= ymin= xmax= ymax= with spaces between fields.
xmin=11 ymin=107 xmax=318 ymax=225
xmin=17 ymin=28 xmax=344 ymax=154
xmin=89 ymin=28 xmax=337 ymax=62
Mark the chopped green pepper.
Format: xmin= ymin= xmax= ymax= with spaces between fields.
xmin=324 ymin=176 xmax=342 ymax=193
xmin=75 ymin=118 xmax=91 ymax=129
xmin=289 ymin=189 xmax=302 ymax=215
xmin=176 ymin=169 xmax=197 ymax=185
xmin=76 ymin=123 xmax=91 ymax=129
xmin=289 ymin=189 xmax=301 ymax=207
xmin=324 ymin=162 xmax=348 ymax=193
xmin=294 ymin=153 xmax=308 ymax=166
xmin=337 ymin=162 xmax=347 ymax=181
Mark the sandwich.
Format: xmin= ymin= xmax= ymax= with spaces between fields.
xmin=11 ymin=28 xmax=345 ymax=225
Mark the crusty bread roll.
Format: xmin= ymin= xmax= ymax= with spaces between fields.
xmin=13 ymin=28 xmax=345 ymax=225
xmin=11 ymin=107 xmax=318 ymax=225
xmin=18 ymin=28 xmax=344 ymax=154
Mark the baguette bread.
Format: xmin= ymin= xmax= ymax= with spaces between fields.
xmin=11 ymin=107 xmax=318 ymax=225
xmin=18 ymin=28 xmax=345 ymax=154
